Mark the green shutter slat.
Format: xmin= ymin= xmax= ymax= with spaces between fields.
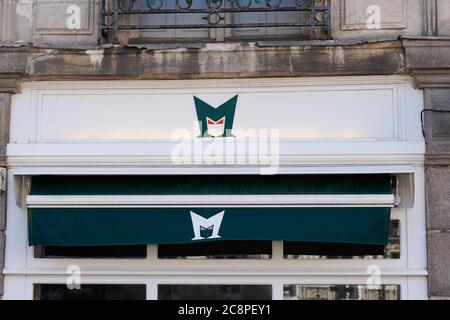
xmin=30 ymin=175 xmax=392 ymax=196
xmin=29 ymin=207 xmax=390 ymax=247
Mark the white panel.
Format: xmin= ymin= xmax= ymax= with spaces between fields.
xmin=10 ymin=88 xmax=32 ymax=144
xmin=4 ymin=174 xmax=28 ymax=271
xmin=407 ymin=166 xmax=427 ymax=269
xmin=405 ymin=83 xmax=425 ymax=141
xmin=2 ymin=276 xmax=27 ymax=300
xmin=35 ymin=88 xmax=395 ymax=142
xmin=37 ymin=93 xmax=198 ymax=141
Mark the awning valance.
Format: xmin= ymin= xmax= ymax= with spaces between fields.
xmin=27 ymin=175 xmax=394 ymax=248
xmin=29 ymin=207 xmax=390 ymax=247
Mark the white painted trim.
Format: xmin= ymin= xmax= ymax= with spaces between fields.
xmin=11 ymin=165 xmax=416 ymax=175
xmin=19 ymin=76 xmax=415 ymax=91
xmin=6 ymin=275 xmax=425 ymax=300
xmin=2 ymin=268 xmax=428 ymax=277
xmin=7 ymin=142 xmax=425 ymax=157
xmin=26 ymin=194 xmax=396 ymax=208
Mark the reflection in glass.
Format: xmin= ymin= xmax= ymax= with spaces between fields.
xmin=158 ymin=241 xmax=271 ymax=259
xmin=284 ymin=285 xmax=400 ymax=300
xmin=34 ymin=245 xmax=147 ymax=259
xmin=158 ymin=285 xmax=272 ymax=300
xmin=285 ymin=220 xmax=400 ymax=260
xmin=34 ymin=284 xmax=146 ymax=300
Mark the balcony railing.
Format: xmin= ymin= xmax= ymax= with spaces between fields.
xmin=100 ymin=0 xmax=331 ymax=43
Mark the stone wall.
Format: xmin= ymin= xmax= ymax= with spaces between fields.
xmin=404 ymin=40 xmax=450 ymax=299
xmin=0 ymin=93 xmax=10 ymax=298
xmin=2 ymin=0 xmax=450 ymax=45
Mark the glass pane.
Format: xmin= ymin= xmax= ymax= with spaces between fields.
xmin=158 ymin=241 xmax=271 ymax=259
xmin=139 ymin=0 xmax=210 ymax=39
xmin=158 ymin=285 xmax=272 ymax=300
xmin=34 ymin=284 xmax=146 ymax=300
xmin=34 ymin=245 xmax=147 ymax=259
xmin=284 ymin=285 xmax=400 ymax=300
xmin=232 ymin=0 xmax=305 ymax=38
xmin=284 ymin=220 xmax=400 ymax=260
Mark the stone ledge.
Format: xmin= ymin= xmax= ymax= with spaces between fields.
xmin=0 ymin=76 xmax=23 ymax=94
xmin=426 ymin=154 xmax=450 ymax=166
xmin=412 ymin=70 xmax=450 ymax=88
xmin=0 ymin=41 xmax=406 ymax=81
xmin=403 ymin=39 xmax=450 ymax=70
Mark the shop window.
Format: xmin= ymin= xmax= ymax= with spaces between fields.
xmin=158 ymin=284 xmax=272 ymax=300
xmin=158 ymin=240 xmax=271 ymax=259
xmin=34 ymin=284 xmax=146 ymax=300
xmin=34 ymin=245 xmax=147 ymax=259
xmin=284 ymin=285 xmax=401 ymax=300
xmin=284 ymin=220 xmax=400 ymax=260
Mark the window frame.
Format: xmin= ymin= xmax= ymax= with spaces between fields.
xmin=2 ymin=168 xmax=427 ymax=300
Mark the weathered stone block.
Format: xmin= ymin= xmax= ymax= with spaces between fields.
xmin=426 ymin=167 xmax=450 ymax=230
xmin=437 ymin=0 xmax=450 ymax=37
xmin=33 ymin=0 xmax=98 ymax=45
xmin=428 ymin=232 xmax=450 ymax=297
xmin=405 ymin=40 xmax=450 ymax=70
xmin=0 ymin=94 xmax=11 ymax=167
xmin=0 ymin=189 xmax=5 ymax=231
xmin=0 ymin=0 xmax=33 ymax=42
xmin=341 ymin=0 xmax=406 ymax=30
xmin=35 ymin=0 xmax=94 ymax=35
xmin=432 ymin=112 xmax=450 ymax=137
xmin=426 ymin=89 xmax=450 ymax=138
xmin=422 ymin=89 xmax=450 ymax=156
xmin=0 ymin=231 xmax=4 ymax=297
xmin=332 ymin=0 xmax=423 ymax=39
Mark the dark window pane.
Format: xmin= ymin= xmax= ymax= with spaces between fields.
xmin=34 ymin=284 xmax=146 ymax=300
xmin=158 ymin=285 xmax=272 ymax=300
xmin=284 ymin=220 xmax=400 ymax=259
xmin=284 ymin=285 xmax=400 ymax=300
xmin=158 ymin=241 xmax=271 ymax=259
xmin=34 ymin=245 xmax=147 ymax=259
xmin=31 ymin=174 xmax=392 ymax=196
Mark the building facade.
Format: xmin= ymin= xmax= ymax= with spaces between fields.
xmin=0 ymin=0 xmax=449 ymax=300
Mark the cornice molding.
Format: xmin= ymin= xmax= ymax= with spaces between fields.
xmin=411 ymin=70 xmax=450 ymax=89
xmin=425 ymin=154 xmax=450 ymax=166
xmin=0 ymin=75 xmax=22 ymax=94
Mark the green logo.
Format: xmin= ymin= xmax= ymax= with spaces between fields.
xmin=194 ymin=95 xmax=238 ymax=138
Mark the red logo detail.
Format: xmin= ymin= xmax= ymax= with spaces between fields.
xmin=207 ymin=118 xmax=225 ymax=125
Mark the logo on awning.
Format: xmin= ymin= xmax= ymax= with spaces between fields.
xmin=194 ymin=95 xmax=238 ymax=138
xmin=190 ymin=210 xmax=225 ymax=241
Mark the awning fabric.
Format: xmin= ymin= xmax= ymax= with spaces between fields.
xmin=29 ymin=207 xmax=390 ymax=246
xmin=27 ymin=175 xmax=393 ymax=247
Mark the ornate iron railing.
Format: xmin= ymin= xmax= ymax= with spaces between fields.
xmin=99 ymin=0 xmax=330 ymax=43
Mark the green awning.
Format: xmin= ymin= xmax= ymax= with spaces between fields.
xmin=27 ymin=175 xmax=393 ymax=247
xmin=29 ymin=207 xmax=390 ymax=247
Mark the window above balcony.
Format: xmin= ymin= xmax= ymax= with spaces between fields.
xmin=100 ymin=0 xmax=331 ymax=43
